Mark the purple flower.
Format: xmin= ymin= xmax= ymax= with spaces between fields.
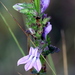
xmin=17 ymin=47 xmax=42 ymax=72
xmin=41 ymin=0 xmax=50 ymax=13
xmin=41 ymin=22 xmax=52 ymax=40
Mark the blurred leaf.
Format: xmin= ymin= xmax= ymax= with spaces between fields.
xmin=13 ymin=3 xmax=36 ymax=16
xmin=46 ymin=35 xmax=51 ymax=45
xmin=48 ymin=54 xmax=56 ymax=75
xmin=0 ymin=13 xmax=25 ymax=56
xmin=34 ymin=0 xmax=40 ymax=14
xmin=42 ymin=17 xmax=50 ymax=25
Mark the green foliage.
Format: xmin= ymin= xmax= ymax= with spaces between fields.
xmin=13 ymin=1 xmax=43 ymax=39
xmin=42 ymin=17 xmax=51 ymax=25
xmin=13 ymin=3 xmax=36 ymax=16
xmin=35 ymin=32 xmax=41 ymax=38
xmin=20 ymin=3 xmax=33 ymax=8
xmin=40 ymin=55 xmax=46 ymax=64
xmin=25 ymin=15 xmax=36 ymax=28
xmin=34 ymin=0 xmax=40 ymax=14
xmin=46 ymin=35 xmax=51 ymax=45
xmin=34 ymin=40 xmax=39 ymax=46
xmin=20 ymin=9 xmax=36 ymax=15
xmin=32 ymin=25 xmax=37 ymax=30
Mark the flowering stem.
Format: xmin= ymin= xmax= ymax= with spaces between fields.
xmin=0 ymin=2 xmax=56 ymax=75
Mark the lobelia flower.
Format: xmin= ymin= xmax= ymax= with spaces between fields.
xmin=41 ymin=22 xmax=52 ymax=40
xmin=17 ymin=47 xmax=42 ymax=72
xmin=41 ymin=0 xmax=50 ymax=13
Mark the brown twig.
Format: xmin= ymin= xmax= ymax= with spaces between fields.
xmin=61 ymin=30 xmax=68 ymax=75
xmin=17 ymin=72 xmax=22 ymax=75
xmin=27 ymin=34 xmax=30 ymax=51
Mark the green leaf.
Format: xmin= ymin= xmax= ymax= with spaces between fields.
xmin=13 ymin=3 xmax=36 ymax=16
xmin=40 ymin=55 xmax=45 ymax=64
xmin=42 ymin=17 xmax=51 ymax=24
xmin=48 ymin=55 xmax=56 ymax=75
xmin=34 ymin=0 xmax=38 ymax=10
xmin=32 ymin=25 xmax=37 ymax=30
xmin=46 ymin=35 xmax=51 ymax=45
xmin=37 ymin=0 xmax=40 ymax=14
xmin=20 ymin=9 xmax=36 ymax=16
xmin=20 ymin=3 xmax=33 ymax=8
xmin=34 ymin=0 xmax=40 ymax=14
xmin=36 ymin=32 xmax=41 ymax=38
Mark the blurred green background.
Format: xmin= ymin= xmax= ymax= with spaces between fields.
xmin=0 ymin=0 xmax=75 ymax=75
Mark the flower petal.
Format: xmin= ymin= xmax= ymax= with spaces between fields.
xmin=41 ymin=22 xmax=52 ymax=40
xmin=23 ymin=55 xmax=33 ymax=64
xmin=29 ymin=47 xmax=35 ymax=55
xmin=24 ymin=60 xmax=32 ymax=71
xmin=17 ymin=55 xmax=29 ymax=66
xmin=33 ymin=58 xmax=42 ymax=72
xmin=13 ymin=3 xmax=24 ymax=11
xmin=29 ymin=47 xmax=33 ymax=55
xmin=34 ymin=48 xmax=38 ymax=57
xmin=45 ymin=22 xmax=52 ymax=34
xmin=25 ymin=57 xmax=36 ymax=71
xmin=41 ymin=0 xmax=50 ymax=12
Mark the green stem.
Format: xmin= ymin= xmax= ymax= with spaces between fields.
xmin=34 ymin=0 xmax=40 ymax=14
xmin=0 ymin=13 xmax=25 ymax=56
xmin=48 ymin=54 xmax=56 ymax=75
xmin=41 ymin=55 xmax=56 ymax=75
xmin=37 ymin=0 xmax=40 ymax=14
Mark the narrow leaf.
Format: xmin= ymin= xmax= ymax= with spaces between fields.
xmin=34 ymin=0 xmax=38 ymax=11
xmin=37 ymin=0 xmax=40 ymax=14
xmin=34 ymin=0 xmax=40 ymax=14
xmin=48 ymin=54 xmax=56 ymax=75
xmin=0 ymin=13 xmax=25 ymax=56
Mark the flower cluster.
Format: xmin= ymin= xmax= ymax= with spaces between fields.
xmin=13 ymin=0 xmax=60 ymax=73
